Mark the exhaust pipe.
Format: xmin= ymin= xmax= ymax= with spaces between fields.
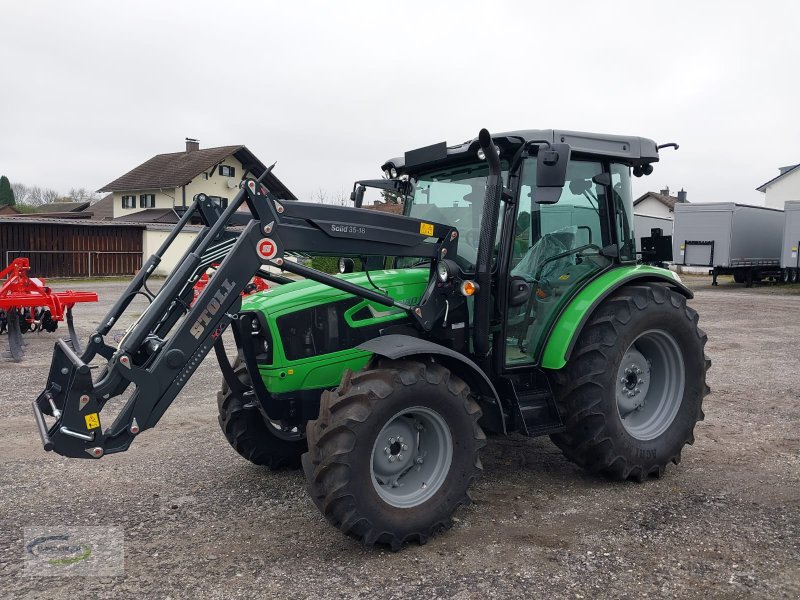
xmin=473 ymin=129 xmax=502 ymax=359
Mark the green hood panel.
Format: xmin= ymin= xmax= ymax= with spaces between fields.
xmin=242 ymin=268 xmax=429 ymax=316
xmin=243 ymin=268 xmax=430 ymax=394
xmin=540 ymin=265 xmax=690 ymax=370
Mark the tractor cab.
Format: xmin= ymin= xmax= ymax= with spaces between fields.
xmin=377 ymin=130 xmax=654 ymax=368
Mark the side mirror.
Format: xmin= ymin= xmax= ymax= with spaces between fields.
xmin=352 ymin=185 xmax=365 ymax=208
xmin=338 ymin=257 xmax=355 ymax=273
xmin=508 ymin=276 xmax=532 ymax=307
xmin=535 ymin=143 xmax=571 ymax=204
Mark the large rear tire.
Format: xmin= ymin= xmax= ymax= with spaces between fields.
xmin=217 ymin=358 xmax=307 ymax=469
xmin=550 ymin=284 xmax=710 ymax=481
xmin=302 ymin=359 xmax=485 ymax=550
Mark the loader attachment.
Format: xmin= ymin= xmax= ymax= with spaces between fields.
xmin=32 ymin=165 xmax=461 ymax=458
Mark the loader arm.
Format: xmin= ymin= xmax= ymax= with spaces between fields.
xmin=33 ymin=169 xmax=463 ymax=459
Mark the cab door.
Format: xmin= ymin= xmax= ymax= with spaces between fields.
xmin=502 ymin=157 xmax=613 ymax=367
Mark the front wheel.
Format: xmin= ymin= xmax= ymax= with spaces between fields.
xmin=217 ymin=358 xmax=307 ymax=469
xmin=550 ymin=284 xmax=710 ymax=481
xmin=302 ymin=359 xmax=485 ymax=550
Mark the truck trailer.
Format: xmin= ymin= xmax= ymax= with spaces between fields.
xmin=673 ymin=202 xmax=784 ymax=286
xmin=781 ymin=201 xmax=800 ymax=283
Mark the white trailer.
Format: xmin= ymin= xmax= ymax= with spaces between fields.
xmin=673 ymin=202 xmax=784 ymax=286
xmin=781 ymin=200 xmax=800 ymax=283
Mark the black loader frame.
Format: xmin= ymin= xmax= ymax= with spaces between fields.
xmin=33 ymin=156 xmax=478 ymax=459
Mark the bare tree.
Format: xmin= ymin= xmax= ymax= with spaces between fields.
xmin=311 ymin=188 xmax=328 ymax=204
xmin=42 ymin=188 xmax=60 ymax=203
xmin=311 ymin=188 xmax=350 ymax=206
xmin=68 ymin=187 xmax=97 ymax=202
xmin=11 ymin=182 xmax=29 ymax=204
xmin=332 ymin=188 xmax=348 ymax=206
xmin=25 ymin=185 xmax=61 ymax=206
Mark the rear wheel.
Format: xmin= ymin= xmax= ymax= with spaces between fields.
xmin=791 ymin=269 xmax=798 ymax=284
xmin=217 ymin=358 xmax=307 ymax=469
xmin=550 ymin=284 xmax=710 ymax=481
xmin=302 ymin=359 xmax=485 ymax=550
xmin=781 ymin=269 xmax=790 ymax=284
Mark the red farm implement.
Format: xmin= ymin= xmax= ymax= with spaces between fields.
xmin=0 ymin=258 xmax=98 ymax=361
xmin=192 ymin=263 xmax=269 ymax=304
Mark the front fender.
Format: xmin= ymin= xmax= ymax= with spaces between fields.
xmin=358 ymin=334 xmax=506 ymax=434
xmin=540 ymin=266 xmax=692 ymax=370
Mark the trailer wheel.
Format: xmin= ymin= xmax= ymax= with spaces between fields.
xmin=550 ymin=284 xmax=710 ymax=481
xmin=791 ymin=269 xmax=798 ymax=284
xmin=302 ymin=359 xmax=485 ymax=550
xmin=217 ymin=358 xmax=307 ymax=469
xmin=781 ymin=269 xmax=790 ymax=284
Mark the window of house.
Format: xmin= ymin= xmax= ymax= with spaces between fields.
xmin=219 ymin=165 xmax=235 ymax=177
xmin=208 ymin=196 xmax=229 ymax=209
xmin=121 ymin=195 xmax=136 ymax=209
xmin=140 ymin=194 xmax=156 ymax=208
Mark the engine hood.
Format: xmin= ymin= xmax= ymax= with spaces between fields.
xmin=241 ymin=267 xmax=430 ymax=316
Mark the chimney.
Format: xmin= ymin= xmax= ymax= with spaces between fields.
xmin=660 ymin=186 xmax=670 ymax=196
xmin=677 ymin=188 xmax=687 ymax=203
xmin=185 ymin=137 xmax=199 ymax=152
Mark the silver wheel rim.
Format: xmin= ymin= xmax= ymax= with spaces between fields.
xmin=616 ymin=329 xmax=685 ymax=441
xmin=370 ymin=406 xmax=453 ymax=508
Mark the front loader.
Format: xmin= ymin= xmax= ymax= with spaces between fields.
xmin=33 ymin=128 xmax=710 ymax=550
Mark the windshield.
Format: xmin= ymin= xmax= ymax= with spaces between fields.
xmin=405 ymin=162 xmax=507 ymax=270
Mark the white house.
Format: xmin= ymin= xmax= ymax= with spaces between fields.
xmin=757 ymin=164 xmax=800 ymax=209
xmin=98 ymin=138 xmax=295 ymax=221
xmin=633 ymin=186 xmax=688 ymax=219
xmin=95 ymin=138 xmax=296 ymax=274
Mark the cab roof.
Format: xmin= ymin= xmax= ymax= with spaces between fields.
xmin=382 ymin=129 xmax=661 ymax=175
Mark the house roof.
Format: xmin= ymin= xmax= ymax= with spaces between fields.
xmin=633 ymin=192 xmax=681 ymax=210
xmin=2 ymin=211 xmax=92 ymax=219
xmin=34 ymin=201 xmax=91 ymax=213
xmin=0 ymin=205 xmax=20 ymax=214
xmin=98 ymin=145 xmax=296 ymax=200
xmin=756 ymin=163 xmax=800 ymax=192
xmin=114 ymin=208 xmax=181 ymax=224
xmin=87 ymin=193 xmax=114 ymax=220
xmin=0 ymin=216 xmax=144 ymax=228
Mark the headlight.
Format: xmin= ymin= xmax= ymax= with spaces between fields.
xmin=436 ymin=261 xmax=449 ymax=282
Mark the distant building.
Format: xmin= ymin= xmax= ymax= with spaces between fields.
xmin=756 ymin=164 xmax=800 ymax=210
xmin=0 ymin=205 xmax=20 ymax=215
xmin=633 ymin=186 xmax=689 ymax=219
xmin=97 ymin=138 xmax=295 ymax=221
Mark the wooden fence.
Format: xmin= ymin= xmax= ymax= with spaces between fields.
xmin=0 ymin=219 xmax=143 ymax=277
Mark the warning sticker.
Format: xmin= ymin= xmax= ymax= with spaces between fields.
xmin=85 ymin=413 xmax=100 ymax=430
xmin=256 ymin=238 xmax=278 ymax=260
xmin=419 ymin=222 xmax=434 ymax=236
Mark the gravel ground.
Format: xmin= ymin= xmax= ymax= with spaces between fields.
xmin=0 ymin=276 xmax=798 ymax=599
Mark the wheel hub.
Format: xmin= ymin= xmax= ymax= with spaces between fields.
xmin=615 ymin=329 xmax=686 ymax=441
xmin=617 ymin=348 xmax=651 ymax=414
xmin=370 ymin=407 xmax=453 ymax=508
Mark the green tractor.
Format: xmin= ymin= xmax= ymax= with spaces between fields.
xmin=34 ymin=129 xmax=709 ymax=550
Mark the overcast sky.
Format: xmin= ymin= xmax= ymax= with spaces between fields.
xmin=1 ymin=1 xmax=798 ymax=206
